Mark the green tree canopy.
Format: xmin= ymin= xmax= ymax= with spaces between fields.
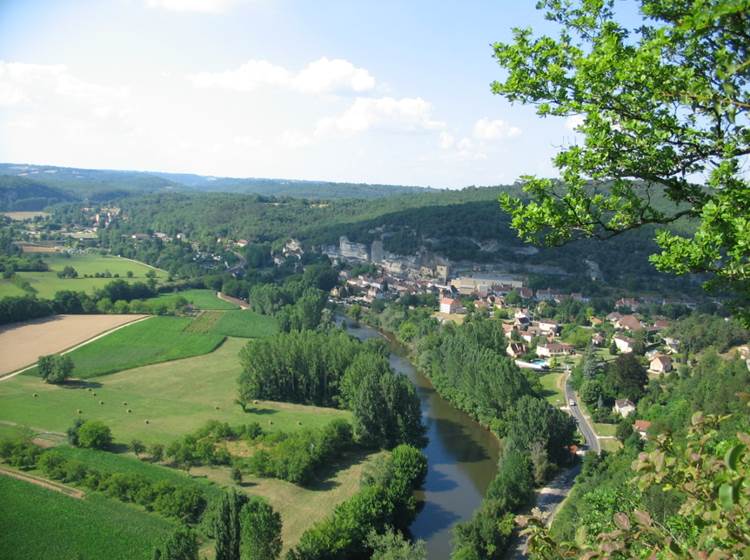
xmin=492 ymin=0 xmax=750 ymax=322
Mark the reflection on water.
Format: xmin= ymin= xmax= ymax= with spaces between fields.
xmin=342 ymin=319 xmax=500 ymax=559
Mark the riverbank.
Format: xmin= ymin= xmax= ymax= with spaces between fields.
xmin=340 ymin=315 xmax=501 ymax=560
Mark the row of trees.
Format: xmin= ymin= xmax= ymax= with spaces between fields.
xmin=416 ymin=317 xmax=535 ymax=431
xmin=238 ymin=329 xmax=425 ymax=450
xmin=37 ymin=450 xmax=207 ymax=522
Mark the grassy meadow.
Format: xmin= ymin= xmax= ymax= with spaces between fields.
xmin=195 ymin=449 xmax=386 ymax=553
xmin=0 ymin=253 xmax=167 ymax=299
xmin=187 ymin=309 xmax=278 ymax=338
xmin=1 ymin=338 xmax=350 ymax=444
xmin=0 ymin=476 xmax=175 ymax=560
xmin=539 ymin=372 xmax=565 ymax=407
xmin=25 ymin=316 xmax=225 ymax=378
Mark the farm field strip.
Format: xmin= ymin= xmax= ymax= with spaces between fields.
xmin=0 ymin=314 xmax=148 ymax=377
xmin=22 ymin=316 xmax=225 ymax=379
xmin=0 ymin=476 xmax=175 ymax=560
xmin=0 ymin=465 xmax=85 ymax=499
xmin=0 ymin=338 xmax=349 ymax=444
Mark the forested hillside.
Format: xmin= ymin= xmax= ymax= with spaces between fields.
xmin=0 ymin=164 xmax=428 ymax=202
xmin=0 ymin=175 xmax=75 ymax=211
xmin=97 ymin=186 xmax=700 ymax=296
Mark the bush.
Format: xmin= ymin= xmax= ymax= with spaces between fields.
xmin=76 ymin=421 xmax=113 ymax=450
xmin=0 ymin=437 xmax=42 ymax=470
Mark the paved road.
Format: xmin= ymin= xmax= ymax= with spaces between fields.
xmin=506 ymin=372 xmax=601 ymax=559
xmin=564 ymin=373 xmax=600 ymax=454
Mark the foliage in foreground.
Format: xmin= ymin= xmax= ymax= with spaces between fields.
xmin=520 ymin=407 xmax=750 ymax=559
xmin=493 ymin=0 xmax=750 ymax=322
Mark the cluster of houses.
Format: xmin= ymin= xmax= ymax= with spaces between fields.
xmin=323 ymin=236 xmax=451 ymax=283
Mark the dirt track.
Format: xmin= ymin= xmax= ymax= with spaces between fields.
xmin=0 ymin=466 xmax=85 ymax=499
xmin=0 ymin=314 xmax=148 ymax=377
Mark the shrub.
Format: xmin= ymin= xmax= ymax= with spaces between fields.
xmin=77 ymin=420 xmax=113 ymax=450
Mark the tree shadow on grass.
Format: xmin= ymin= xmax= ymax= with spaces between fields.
xmin=61 ymin=380 xmax=102 ymax=390
xmin=304 ymin=447 xmax=374 ymax=492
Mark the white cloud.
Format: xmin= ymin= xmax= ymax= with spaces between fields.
xmin=278 ymin=130 xmax=312 ymax=148
xmin=317 ymin=97 xmax=444 ymax=134
xmin=0 ymin=61 xmax=125 ymax=107
xmin=145 ymin=0 xmax=241 ymax=13
xmin=439 ymin=131 xmax=455 ymax=149
xmin=294 ymin=58 xmax=375 ymax=94
xmin=565 ymin=114 xmax=585 ymax=130
xmin=189 ymin=60 xmax=290 ymax=91
xmin=473 ymin=117 xmax=521 ymax=140
xmin=188 ymin=57 xmax=375 ymax=95
xmin=455 ymin=137 xmax=487 ymax=161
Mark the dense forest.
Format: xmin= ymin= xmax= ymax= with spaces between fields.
xmin=0 ymin=163 xmax=427 ymax=203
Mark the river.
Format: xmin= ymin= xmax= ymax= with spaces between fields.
xmin=342 ymin=319 xmax=500 ymax=559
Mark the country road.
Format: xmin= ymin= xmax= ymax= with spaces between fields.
xmin=506 ymin=371 xmax=600 ymax=559
xmin=564 ymin=373 xmax=601 ymax=454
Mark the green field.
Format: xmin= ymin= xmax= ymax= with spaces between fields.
xmin=0 ymin=253 xmax=167 ymax=299
xmin=149 ymin=289 xmax=238 ymax=310
xmin=185 ymin=310 xmax=277 ymax=338
xmin=211 ymin=310 xmax=278 ymax=338
xmin=539 ymin=372 xmax=565 ymax=407
xmin=0 ymin=476 xmax=175 ymax=560
xmin=26 ymin=316 xmax=225 ymax=379
xmin=1 ymin=338 xmax=349 ymax=444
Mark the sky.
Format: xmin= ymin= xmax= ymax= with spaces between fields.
xmin=0 ymin=0 xmax=616 ymax=188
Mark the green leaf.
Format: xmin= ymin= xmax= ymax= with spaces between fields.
xmin=724 ymin=444 xmax=745 ymax=471
xmin=718 ymin=483 xmax=736 ymax=509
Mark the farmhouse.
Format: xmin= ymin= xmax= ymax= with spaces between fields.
xmin=536 ymin=342 xmax=574 ymax=358
xmin=537 ymin=319 xmax=560 ymax=336
xmin=439 ymin=297 xmax=461 ymax=314
xmin=613 ymin=334 xmax=635 ymax=354
xmin=591 ymin=332 xmax=605 ymax=346
xmin=506 ymin=342 xmax=528 ymax=359
xmin=615 ymin=314 xmax=644 ymax=332
xmin=614 ymin=399 xmax=636 ymax=418
xmin=634 ymin=419 xmax=652 ymax=440
xmin=649 ymin=354 xmax=673 ymax=374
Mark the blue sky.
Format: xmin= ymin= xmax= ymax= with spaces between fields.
xmin=0 ymin=1 xmax=635 ymax=188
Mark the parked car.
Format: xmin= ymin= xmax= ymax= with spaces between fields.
xmin=569 ymin=399 xmax=576 ymax=407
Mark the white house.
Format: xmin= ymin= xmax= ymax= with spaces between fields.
xmin=439 ymin=297 xmax=461 ymax=314
xmin=537 ymin=320 xmax=560 ymax=336
xmin=506 ymin=342 xmax=528 ymax=359
xmin=614 ymin=399 xmax=636 ymax=418
xmin=613 ymin=334 xmax=635 ymax=354
xmin=649 ymin=354 xmax=673 ymax=374
xmin=536 ymin=342 xmax=574 ymax=358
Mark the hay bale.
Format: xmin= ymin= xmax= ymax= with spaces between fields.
xmin=33 ymin=393 xmax=38 ymax=398
xmin=92 ymin=392 xmax=97 ymax=397
xmin=87 ymin=388 xmax=92 ymax=392
xmin=77 ymin=409 xmax=82 ymax=414
xmin=145 ymin=419 xmax=150 ymax=424
xmin=127 ymin=409 xmax=132 ymax=413
xmin=215 ymin=406 xmax=220 ymax=410
xmin=123 ymin=402 xmax=127 ymax=406
xmin=99 ymin=401 xmax=104 ymax=405
xmin=268 ymin=420 xmax=274 ymax=426
xmin=297 ymin=421 xmax=302 ymax=426
xmin=253 ymin=400 xmax=259 ymax=405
